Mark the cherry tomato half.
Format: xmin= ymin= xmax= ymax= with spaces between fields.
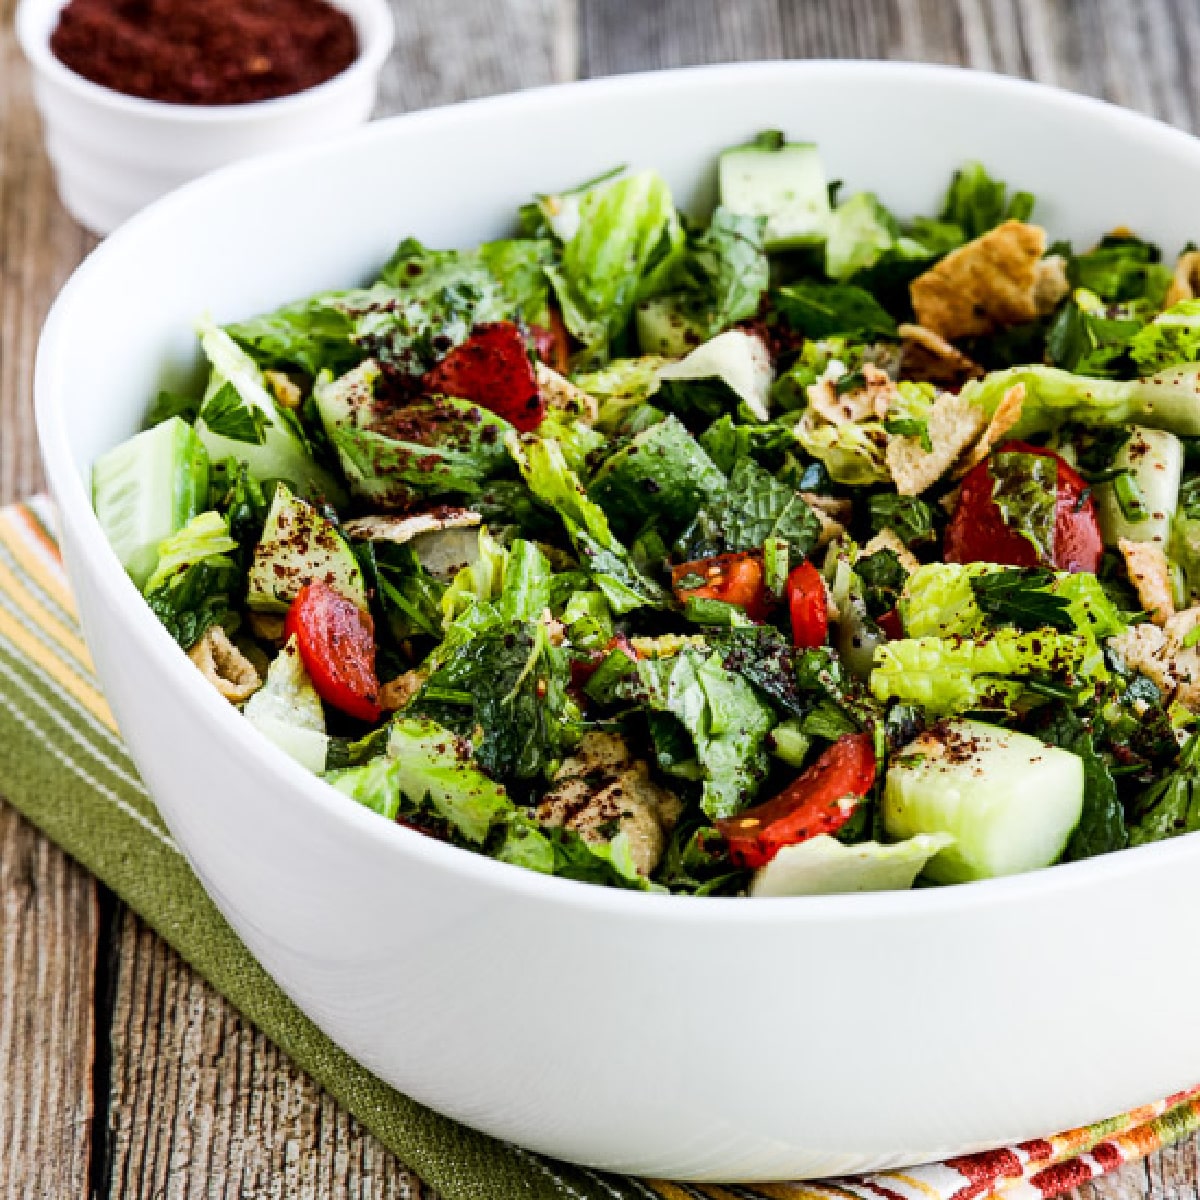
xmin=785 ymin=561 xmax=828 ymax=649
xmin=422 ymin=321 xmax=545 ymax=433
xmin=944 ymin=440 xmax=1103 ymax=573
xmin=716 ymin=733 xmax=877 ymax=869
xmin=284 ymin=581 xmax=382 ymax=723
xmin=672 ymin=551 xmax=770 ymax=621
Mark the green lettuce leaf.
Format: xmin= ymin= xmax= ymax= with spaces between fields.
xmin=325 ymin=755 xmax=402 ymax=820
xmin=379 ymin=235 xmax=556 ymax=329
xmin=775 ymin=279 xmax=898 ymax=340
xmin=1046 ymin=288 xmax=1149 ymax=378
xmin=507 ymin=433 xmax=669 ymax=613
xmin=939 ymin=161 xmax=1034 ymax=240
xmin=959 ymin=363 xmax=1200 ymax=439
xmin=1130 ymin=299 xmax=1200 ymax=374
xmin=1038 ymin=710 xmax=1126 ymax=861
xmin=142 ymin=511 xmax=241 ymax=650
xmin=870 ymin=628 xmax=1098 ymax=715
xmin=990 ymin=450 xmax=1058 ymax=566
xmin=1068 ymin=234 xmax=1171 ymax=305
xmin=676 ymin=456 xmax=820 ymax=561
xmin=1128 ymin=732 xmax=1200 ymax=846
xmin=628 ymin=647 xmax=774 ymax=819
xmin=411 ymin=616 xmax=579 ymax=783
xmin=547 ymin=170 xmax=684 ymax=364
xmin=662 ymin=206 xmax=770 ymax=338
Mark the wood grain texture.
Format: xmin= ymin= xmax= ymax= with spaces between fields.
xmin=0 ymin=803 xmax=98 ymax=1199
xmin=4 ymin=1 xmax=1200 ymax=1197
xmin=105 ymin=911 xmax=424 ymax=1200
xmin=0 ymin=0 xmax=102 ymax=1194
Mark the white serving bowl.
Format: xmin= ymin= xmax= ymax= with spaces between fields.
xmin=15 ymin=0 xmax=394 ymax=235
xmin=33 ymin=62 xmax=1200 ymax=1181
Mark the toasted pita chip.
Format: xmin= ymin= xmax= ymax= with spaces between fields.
xmin=188 ymin=626 xmax=261 ymax=704
xmin=807 ymin=363 xmax=895 ymax=425
xmin=1032 ymin=254 xmax=1070 ymax=314
xmin=886 ymin=392 xmax=988 ymax=496
xmin=862 ymin=528 xmax=921 ymax=574
xmin=910 ymin=221 xmax=1047 ymax=340
xmin=953 ymin=383 xmax=1025 ymax=478
xmin=898 ymin=323 xmax=984 ymax=388
xmin=1119 ymin=538 xmax=1175 ymax=627
xmin=1166 ymin=249 xmax=1200 ymax=308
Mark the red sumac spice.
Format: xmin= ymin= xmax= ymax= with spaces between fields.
xmin=49 ymin=0 xmax=359 ymax=106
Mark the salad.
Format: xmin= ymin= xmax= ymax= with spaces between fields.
xmin=92 ymin=131 xmax=1200 ymax=897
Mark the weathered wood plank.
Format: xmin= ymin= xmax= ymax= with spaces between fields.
xmin=376 ymin=0 xmax=575 ymax=115
xmin=0 ymin=804 xmax=98 ymax=1199
xmin=105 ymin=911 xmax=425 ymax=1200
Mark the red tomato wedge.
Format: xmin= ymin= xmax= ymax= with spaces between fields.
xmin=672 ymin=551 xmax=770 ymax=621
xmin=422 ymin=321 xmax=545 ymax=433
xmin=944 ymin=440 xmax=1103 ymax=574
xmin=785 ymin=561 xmax=828 ymax=648
xmin=284 ymin=581 xmax=382 ymax=723
xmin=530 ymin=308 xmax=572 ymax=375
xmin=569 ymin=633 xmax=636 ymax=691
xmin=717 ymin=733 xmax=877 ymax=869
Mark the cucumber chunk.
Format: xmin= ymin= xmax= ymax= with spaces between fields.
xmin=588 ymin=415 xmax=725 ymax=534
xmin=718 ymin=135 xmax=830 ymax=251
xmin=635 ymin=296 xmax=708 ymax=358
xmin=749 ymin=833 xmax=954 ymax=897
xmin=92 ymin=416 xmax=209 ymax=588
xmin=883 ymin=719 xmax=1084 ymax=883
xmin=1094 ymin=425 xmax=1183 ymax=548
xmin=195 ymin=318 xmax=344 ymax=504
xmin=244 ymin=638 xmax=328 ymax=773
xmin=656 ymin=330 xmax=773 ymax=422
xmin=246 ymin=483 xmax=366 ymax=613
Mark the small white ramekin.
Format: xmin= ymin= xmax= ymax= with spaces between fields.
xmin=16 ymin=0 xmax=395 ymax=235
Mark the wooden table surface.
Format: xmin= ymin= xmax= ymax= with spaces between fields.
xmin=4 ymin=0 xmax=1200 ymax=1195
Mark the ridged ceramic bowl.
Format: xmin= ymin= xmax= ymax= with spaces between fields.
xmin=15 ymin=0 xmax=394 ymax=235
xmin=33 ymin=62 xmax=1200 ymax=1181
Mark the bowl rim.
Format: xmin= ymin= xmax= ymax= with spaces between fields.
xmin=35 ymin=58 xmax=1200 ymax=922
xmin=14 ymin=0 xmax=395 ymax=122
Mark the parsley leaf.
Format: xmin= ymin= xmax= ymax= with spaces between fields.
xmin=198 ymin=380 xmax=269 ymax=445
xmin=969 ymin=568 xmax=1074 ymax=631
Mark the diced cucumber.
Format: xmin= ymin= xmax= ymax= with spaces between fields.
xmin=718 ymin=135 xmax=830 ymax=251
xmin=92 ymin=416 xmax=209 ymax=588
xmin=587 ymin=415 xmax=725 ymax=534
xmin=767 ymin=718 xmax=811 ymax=768
xmin=1095 ymin=425 xmax=1183 ymax=548
xmin=194 ymin=318 xmax=344 ymax=504
xmin=635 ymin=295 xmax=707 ymax=357
xmin=246 ymin=483 xmax=366 ymax=612
xmin=315 ymin=360 xmax=510 ymax=509
xmin=656 ymin=330 xmax=773 ymax=422
xmin=883 ymin=719 xmax=1084 ymax=884
xmin=749 ymin=833 xmax=954 ymax=897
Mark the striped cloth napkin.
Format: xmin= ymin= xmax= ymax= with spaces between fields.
xmin=2 ymin=492 xmax=1198 ymax=1200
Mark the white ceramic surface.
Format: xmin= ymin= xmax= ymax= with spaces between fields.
xmin=15 ymin=0 xmax=394 ymax=235
xmin=32 ymin=63 xmax=1200 ymax=1181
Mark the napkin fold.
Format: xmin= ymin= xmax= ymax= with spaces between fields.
xmin=1 ymin=494 xmax=1197 ymax=1200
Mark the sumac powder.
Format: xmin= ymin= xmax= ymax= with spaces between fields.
xmin=49 ymin=0 xmax=359 ymax=106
